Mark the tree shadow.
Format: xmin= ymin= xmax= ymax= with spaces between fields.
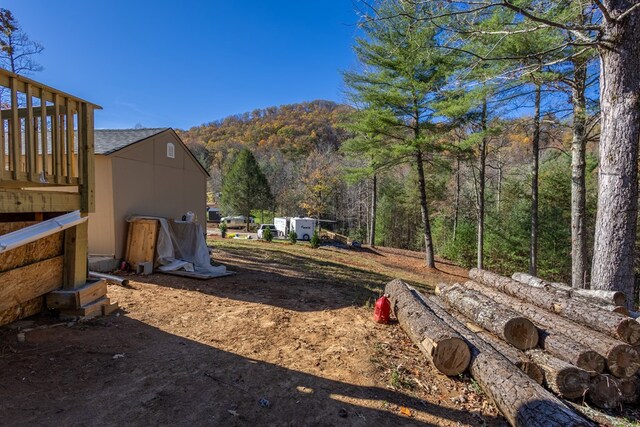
xmin=0 ymin=314 xmax=507 ymax=426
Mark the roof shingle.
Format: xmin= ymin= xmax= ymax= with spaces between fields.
xmin=94 ymin=128 xmax=168 ymax=155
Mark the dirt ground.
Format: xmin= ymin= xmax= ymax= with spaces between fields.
xmin=0 ymin=237 xmax=509 ymax=426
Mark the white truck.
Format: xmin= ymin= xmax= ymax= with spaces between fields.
xmin=289 ymin=217 xmax=317 ymax=241
xmin=274 ymin=217 xmax=290 ymax=237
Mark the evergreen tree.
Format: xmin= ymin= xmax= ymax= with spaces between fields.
xmin=344 ymin=1 xmax=457 ymax=267
xmin=220 ymin=149 xmax=273 ymax=231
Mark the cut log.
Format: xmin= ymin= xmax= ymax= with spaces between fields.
xmin=385 ymin=279 xmax=470 ymax=376
xmin=511 ymin=273 xmax=628 ymax=315
xmin=431 ymin=296 xmax=544 ymax=384
xmin=464 ymin=280 xmax=638 ymax=378
xmin=526 ymin=349 xmax=590 ymax=400
xmin=618 ymin=376 xmax=638 ymax=404
xmin=471 ymin=269 xmax=640 ymax=346
xmin=436 ymin=284 xmax=538 ymax=350
xmin=537 ymin=329 xmax=605 ymax=376
xmin=420 ymin=292 xmax=592 ymax=426
xmin=588 ymin=374 xmax=622 ymax=409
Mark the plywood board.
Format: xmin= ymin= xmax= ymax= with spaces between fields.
xmin=0 ymin=256 xmax=63 ymax=312
xmin=0 ymin=222 xmax=64 ymax=273
xmin=0 ymin=296 xmax=44 ymax=327
xmin=125 ymin=219 xmax=159 ymax=268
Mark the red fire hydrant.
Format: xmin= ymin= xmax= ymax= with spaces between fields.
xmin=374 ymin=295 xmax=391 ymax=324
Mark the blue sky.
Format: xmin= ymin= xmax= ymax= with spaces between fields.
xmin=5 ymin=1 xmax=360 ymax=129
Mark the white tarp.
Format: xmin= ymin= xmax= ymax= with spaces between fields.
xmin=127 ymin=216 xmax=227 ymax=278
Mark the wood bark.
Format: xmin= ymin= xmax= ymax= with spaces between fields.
xmin=415 ymin=150 xmax=435 ymax=268
xmin=437 ymin=284 xmax=538 ymax=350
xmin=512 ymin=272 xmax=627 ymax=307
xmin=385 ymin=279 xmax=470 ymax=375
xmin=432 ymin=296 xmax=543 ymax=384
xmin=527 ymin=349 xmax=590 ymax=400
xmin=477 ymin=99 xmax=487 ymax=269
xmin=421 ymin=293 xmax=592 ymax=427
xmin=529 ymin=83 xmax=541 ymax=276
xmin=470 ymin=269 xmax=640 ymax=345
xmin=591 ymin=1 xmax=640 ymax=308
xmin=463 ymin=280 xmax=639 ymax=378
xmin=570 ymin=56 xmax=589 ymax=290
xmin=588 ymin=374 xmax=622 ymax=409
xmin=369 ymin=173 xmax=376 ymax=247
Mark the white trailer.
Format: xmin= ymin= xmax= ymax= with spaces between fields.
xmin=274 ymin=217 xmax=290 ymax=237
xmin=290 ymin=217 xmax=317 ymax=241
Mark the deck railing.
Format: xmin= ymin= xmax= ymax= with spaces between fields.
xmin=0 ymin=69 xmax=100 ymax=212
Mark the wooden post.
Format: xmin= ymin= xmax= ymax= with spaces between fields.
xmin=63 ymin=220 xmax=88 ymax=289
xmin=25 ymin=83 xmax=36 ymax=181
xmin=65 ymin=98 xmax=74 ymax=183
xmin=40 ymin=87 xmax=48 ymax=178
xmin=52 ymin=93 xmax=62 ymax=183
xmin=80 ymin=103 xmax=95 ymax=213
xmin=0 ymin=115 xmax=4 ymax=180
xmin=10 ymin=77 xmax=20 ymax=179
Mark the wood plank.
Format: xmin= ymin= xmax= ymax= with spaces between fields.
xmin=63 ymin=220 xmax=88 ymax=289
xmin=125 ymin=219 xmax=159 ymax=268
xmin=80 ymin=103 xmax=95 ymax=213
xmin=10 ymin=76 xmax=20 ymax=179
xmin=0 ymin=104 xmax=68 ymax=120
xmin=102 ymin=301 xmax=119 ymax=316
xmin=25 ymin=83 xmax=36 ymax=181
xmin=40 ymin=88 xmax=48 ymax=177
xmin=65 ymin=98 xmax=73 ymax=183
xmin=0 ymin=116 xmax=5 ymax=180
xmin=52 ymin=94 xmax=61 ymax=182
xmin=46 ymin=279 xmax=106 ymax=309
xmin=59 ymin=296 xmax=109 ymax=318
xmin=0 ymin=189 xmax=80 ymax=212
xmin=0 ymin=296 xmax=44 ymax=327
xmin=0 ymin=256 xmax=63 ymax=312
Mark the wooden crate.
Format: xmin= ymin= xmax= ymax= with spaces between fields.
xmin=124 ymin=219 xmax=159 ymax=268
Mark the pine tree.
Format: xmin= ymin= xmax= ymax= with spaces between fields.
xmin=220 ymin=149 xmax=273 ymax=231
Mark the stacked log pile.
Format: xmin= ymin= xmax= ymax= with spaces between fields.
xmin=385 ymin=272 xmax=640 ymax=426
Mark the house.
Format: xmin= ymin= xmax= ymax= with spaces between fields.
xmin=0 ymin=69 xmax=100 ymax=325
xmin=88 ymin=128 xmax=209 ymax=261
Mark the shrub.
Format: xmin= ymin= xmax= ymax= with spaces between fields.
xmin=288 ymin=231 xmax=297 ymax=244
xmin=310 ymin=230 xmax=320 ymax=249
xmin=262 ymin=226 xmax=273 ymax=242
xmin=219 ymin=221 xmax=227 ymax=238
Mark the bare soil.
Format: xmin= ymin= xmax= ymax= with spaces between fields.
xmin=0 ymin=237 xmax=508 ymax=426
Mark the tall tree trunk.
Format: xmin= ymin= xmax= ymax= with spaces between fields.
xmin=571 ymin=57 xmax=589 ymax=289
xmin=415 ymin=150 xmax=436 ymax=268
xmin=592 ymin=5 xmax=640 ymax=307
xmin=453 ymin=156 xmax=460 ymax=241
xmin=529 ymin=83 xmax=541 ymax=276
xmin=496 ymin=149 xmax=502 ymax=214
xmin=477 ymin=99 xmax=487 ymax=269
xmin=370 ymin=173 xmax=377 ymax=247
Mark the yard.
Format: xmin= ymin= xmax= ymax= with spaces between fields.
xmin=0 ymin=238 xmax=505 ymax=426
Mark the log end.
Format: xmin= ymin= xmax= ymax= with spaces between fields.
xmin=588 ymin=375 xmax=622 ymax=409
xmin=556 ymin=367 xmax=590 ymax=400
xmin=619 ymin=377 xmax=639 ymax=404
xmin=427 ymin=336 xmax=471 ymax=376
xmin=607 ymin=345 xmax=640 ymax=379
xmin=612 ymin=306 xmax=630 ymax=316
xmin=504 ymin=317 xmax=539 ymax=350
xmin=612 ymin=291 xmax=627 ymax=308
xmin=617 ymin=319 xmax=640 ymax=346
xmin=519 ymin=361 xmax=544 ymax=385
xmin=575 ymin=351 xmax=606 ymax=375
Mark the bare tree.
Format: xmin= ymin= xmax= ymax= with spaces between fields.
xmin=0 ymin=8 xmax=43 ymax=75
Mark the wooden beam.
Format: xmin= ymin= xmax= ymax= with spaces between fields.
xmin=65 ymin=98 xmax=73 ymax=183
xmin=46 ymin=279 xmax=106 ymax=309
xmin=25 ymin=83 xmax=36 ymax=181
xmin=0 ymin=115 xmax=5 ymax=181
xmin=0 ymin=255 xmax=63 ymax=312
xmin=80 ymin=103 xmax=95 ymax=213
xmin=0 ymin=189 xmax=80 ymax=212
xmin=0 ymin=104 xmax=69 ymax=120
xmin=52 ymin=94 xmax=62 ymax=183
xmin=40 ymin=87 xmax=48 ymax=177
xmin=10 ymin=76 xmax=20 ymax=179
xmin=63 ymin=220 xmax=88 ymax=289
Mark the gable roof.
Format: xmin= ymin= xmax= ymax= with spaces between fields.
xmin=94 ymin=128 xmax=168 ymax=155
xmin=94 ymin=128 xmax=209 ymax=177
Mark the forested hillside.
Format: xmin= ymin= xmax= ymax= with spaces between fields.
xmin=178 ymin=97 xmax=597 ymax=284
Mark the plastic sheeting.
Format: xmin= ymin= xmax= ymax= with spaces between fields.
xmin=127 ymin=216 xmax=227 ymax=277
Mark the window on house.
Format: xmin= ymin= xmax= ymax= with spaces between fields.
xmin=167 ymin=142 xmax=175 ymax=159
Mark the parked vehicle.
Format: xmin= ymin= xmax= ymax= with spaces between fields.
xmin=257 ymin=224 xmax=278 ymax=239
xmin=274 ymin=217 xmax=290 ymax=237
xmin=220 ymin=215 xmax=254 ymax=229
xmin=289 ymin=217 xmax=317 ymax=241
